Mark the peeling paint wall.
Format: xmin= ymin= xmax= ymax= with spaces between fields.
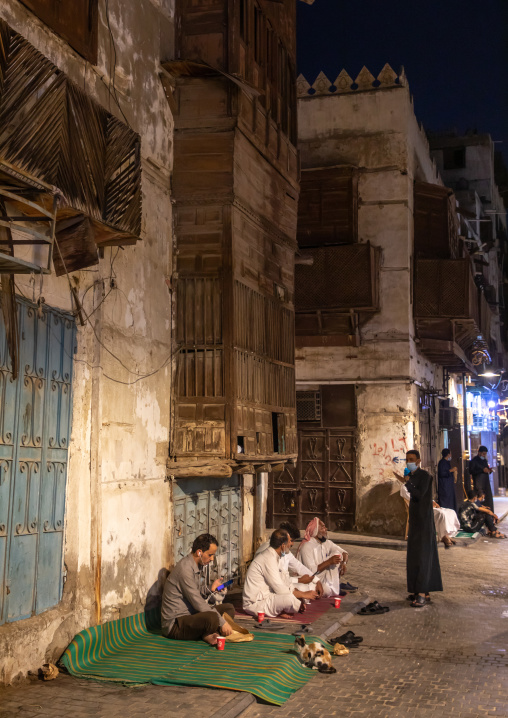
xmin=297 ymin=82 xmax=444 ymax=535
xmin=0 ymin=0 xmax=175 ymax=683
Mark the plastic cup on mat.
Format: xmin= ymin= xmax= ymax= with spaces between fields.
xmin=257 ymin=612 xmax=265 ymax=623
xmin=216 ymin=636 xmax=226 ymax=651
xmin=334 ymin=597 xmax=342 ymax=609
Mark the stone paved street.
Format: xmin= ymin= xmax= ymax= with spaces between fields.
xmin=2 ymin=501 xmax=508 ymax=718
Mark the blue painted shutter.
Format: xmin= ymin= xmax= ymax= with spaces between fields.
xmin=0 ymin=299 xmax=75 ymax=624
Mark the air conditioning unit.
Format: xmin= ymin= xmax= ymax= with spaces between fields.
xmin=439 ymin=407 xmax=459 ymax=429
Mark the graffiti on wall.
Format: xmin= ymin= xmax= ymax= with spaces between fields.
xmin=369 ymin=436 xmax=409 ymax=478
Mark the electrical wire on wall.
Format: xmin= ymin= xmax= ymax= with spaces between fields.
xmin=16 ymin=244 xmax=177 ymax=387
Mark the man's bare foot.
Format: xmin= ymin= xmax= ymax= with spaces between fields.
xmin=279 ymin=611 xmax=294 ymax=619
xmin=298 ymin=600 xmax=306 ymax=614
xmin=203 ymin=632 xmax=219 ymax=646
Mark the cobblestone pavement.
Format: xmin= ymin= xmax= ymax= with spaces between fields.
xmin=2 ymin=501 xmax=508 ymax=717
xmin=243 ymin=501 xmax=508 ymax=718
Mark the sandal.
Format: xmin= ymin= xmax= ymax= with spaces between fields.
xmin=331 ymin=631 xmax=363 ymax=645
xmin=341 ymin=582 xmax=358 ymax=592
xmin=410 ymin=595 xmax=427 ymax=608
xmin=360 ymin=601 xmax=389 ymax=615
xmin=490 ymin=531 xmax=507 ymax=539
xmin=407 ymin=593 xmax=431 ymax=603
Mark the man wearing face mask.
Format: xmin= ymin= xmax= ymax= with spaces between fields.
xmin=469 ymin=446 xmax=495 ymax=512
xmin=161 ymin=533 xmax=235 ymax=645
xmin=243 ymin=529 xmax=318 ymax=618
xmin=404 ymin=450 xmax=443 ymax=608
xmin=437 ymin=448 xmax=458 ymax=512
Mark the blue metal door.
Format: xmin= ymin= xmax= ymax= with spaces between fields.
xmin=173 ymin=476 xmax=242 ymax=584
xmin=0 ymin=298 xmax=75 ymax=624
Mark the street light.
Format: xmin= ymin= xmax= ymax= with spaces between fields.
xmin=478 ymin=364 xmax=501 ymax=378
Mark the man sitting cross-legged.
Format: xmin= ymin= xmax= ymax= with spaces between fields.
xmin=243 ymin=529 xmax=319 ymax=618
xmin=297 ymin=517 xmax=349 ymax=597
xmin=255 ymin=523 xmax=324 ymax=596
xmin=161 ymin=533 xmax=235 ymax=645
xmin=458 ymin=489 xmax=506 ymax=539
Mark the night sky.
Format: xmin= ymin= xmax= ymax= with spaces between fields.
xmin=297 ymin=0 xmax=508 ymax=164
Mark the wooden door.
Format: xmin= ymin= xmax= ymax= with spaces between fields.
xmin=268 ymin=428 xmax=356 ymax=531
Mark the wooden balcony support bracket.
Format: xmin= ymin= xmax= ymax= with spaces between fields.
xmin=166 ymin=456 xmax=297 ymax=478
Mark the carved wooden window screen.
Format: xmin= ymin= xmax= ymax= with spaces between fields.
xmin=0 ymin=19 xmax=141 ymax=270
xmin=295 ymin=244 xmax=379 ymax=312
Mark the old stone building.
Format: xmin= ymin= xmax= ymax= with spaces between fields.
xmin=0 ymin=0 xmax=174 ymax=682
xmin=266 ymin=66 xmax=505 ymax=536
xmin=0 ymin=0 xmax=302 ymax=683
xmin=429 ymin=131 xmax=508 ymax=494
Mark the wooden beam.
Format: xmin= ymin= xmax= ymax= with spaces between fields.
xmin=167 ymin=463 xmax=233 ymax=478
xmin=236 ymin=464 xmax=255 ymax=474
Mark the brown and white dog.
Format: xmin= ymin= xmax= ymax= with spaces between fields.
xmin=294 ymin=636 xmax=336 ymax=674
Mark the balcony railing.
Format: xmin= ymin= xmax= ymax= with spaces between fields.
xmin=414 ymin=258 xmax=494 ymax=370
xmin=414 ymin=259 xmax=479 ymax=324
xmin=295 ymin=243 xmax=379 ymax=313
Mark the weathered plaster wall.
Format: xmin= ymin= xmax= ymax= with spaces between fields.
xmin=0 ymin=0 xmax=174 ymax=683
xmin=296 ymin=82 xmax=445 ymax=535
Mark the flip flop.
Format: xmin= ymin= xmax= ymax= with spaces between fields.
xmin=330 ymin=635 xmax=362 ymax=646
xmin=360 ymin=603 xmax=385 ymax=615
xmin=371 ymin=601 xmax=390 ymax=613
xmin=254 ymin=622 xmax=285 ymax=630
xmin=293 ymin=624 xmax=311 ymax=636
xmin=333 ymin=631 xmax=363 ymax=643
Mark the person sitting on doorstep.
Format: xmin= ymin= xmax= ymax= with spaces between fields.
xmin=255 ymin=524 xmax=324 ymax=596
xmin=297 ymin=517 xmax=348 ymax=597
xmin=475 ymin=490 xmax=503 ymax=528
xmin=243 ymin=529 xmax=319 ymax=618
xmin=161 ymin=533 xmax=235 ymax=645
xmin=458 ymin=490 xmax=506 ymax=539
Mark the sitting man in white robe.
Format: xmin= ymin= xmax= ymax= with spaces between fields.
xmin=255 ymin=524 xmax=324 ymax=596
xmin=297 ymin=517 xmax=348 ymax=598
xmin=243 ymin=529 xmax=319 ymax=618
xmin=400 ymin=483 xmax=459 ymax=548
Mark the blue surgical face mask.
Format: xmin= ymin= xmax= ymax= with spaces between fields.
xmin=407 ymin=462 xmax=417 ymax=472
xmin=281 ymin=546 xmax=288 ymax=557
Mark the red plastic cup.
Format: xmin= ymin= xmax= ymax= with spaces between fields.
xmin=216 ymin=636 xmax=226 ymax=651
xmin=334 ymin=597 xmax=342 ymax=609
xmin=257 ymin=612 xmax=265 ymax=623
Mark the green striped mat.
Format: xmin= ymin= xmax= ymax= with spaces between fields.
xmin=61 ymin=611 xmax=325 ymax=705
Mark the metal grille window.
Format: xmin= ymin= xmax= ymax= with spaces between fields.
xmin=297 ymin=391 xmax=321 ymax=422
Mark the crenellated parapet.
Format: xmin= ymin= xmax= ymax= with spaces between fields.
xmin=297 ymin=63 xmax=407 ymax=98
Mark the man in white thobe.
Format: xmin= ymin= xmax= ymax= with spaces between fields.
xmin=243 ymin=529 xmax=318 ymax=617
xmin=297 ymin=517 xmax=348 ymax=598
xmin=255 ymin=528 xmax=323 ymax=595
